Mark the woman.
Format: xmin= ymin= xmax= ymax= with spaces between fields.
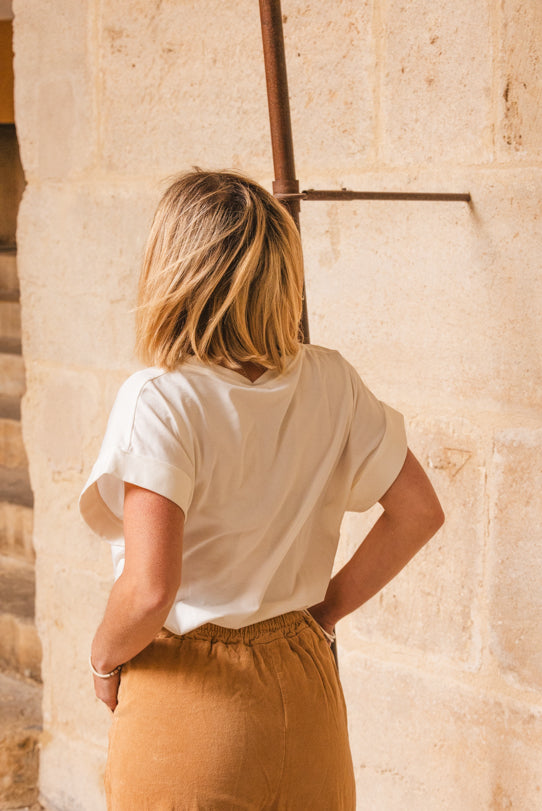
xmin=80 ymin=169 xmax=444 ymax=810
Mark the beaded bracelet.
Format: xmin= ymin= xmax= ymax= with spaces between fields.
xmin=303 ymin=609 xmax=336 ymax=644
xmin=89 ymin=655 xmax=122 ymax=679
xmin=319 ymin=626 xmax=336 ymax=644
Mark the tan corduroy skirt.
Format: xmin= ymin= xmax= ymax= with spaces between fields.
xmin=105 ymin=609 xmax=356 ymax=810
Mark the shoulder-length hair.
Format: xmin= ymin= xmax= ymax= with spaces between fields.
xmin=135 ymin=169 xmax=304 ymax=373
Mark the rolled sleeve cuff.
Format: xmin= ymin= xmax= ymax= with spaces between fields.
xmin=79 ymin=448 xmax=193 ymax=540
xmin=346 ymin=404 xmax=408 ymax=512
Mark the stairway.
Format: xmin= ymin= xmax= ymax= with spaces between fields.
xmin=0 ymin=247 xmax=42 ymax=811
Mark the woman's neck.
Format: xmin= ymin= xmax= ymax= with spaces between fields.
xmin=218 ymin=360 xmax=267 ymax=382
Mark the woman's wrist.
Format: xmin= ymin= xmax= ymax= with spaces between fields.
xmin=89 ymin=655 xmax=122 ymax=679
xmin=306 ymin=601 xmax=338 ymax=634
xmin=90 ymin=642 xmax=122 ymax=677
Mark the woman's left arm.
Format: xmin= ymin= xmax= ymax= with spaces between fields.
xmin=91 ymin=482 xmax=185 ymax=711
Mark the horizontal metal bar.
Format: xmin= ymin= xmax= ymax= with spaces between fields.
xmin=275 ymin=189 xmax=471 ymax=203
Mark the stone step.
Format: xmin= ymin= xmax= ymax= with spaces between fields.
xmin=0 ymin=555 xmax=40 ymax=682
xmin=0 ymin=672 xmax=41 ymax=810
xmin=0 ymin=250 xmax=19 ymax=294
xmin=0 ymin=398 xmax=26 ymax=470
xmin=0 ymin=466 xmax=33 ymax=509
xmin=0 ymin=124 xmax=25 ymax=246
xmin=0 ymin=502 xmax=34 ymax=564
xmin=0 ymin=338 xmax=24 ymax=398
xmin=0 ymin=297 xmax=21 ymax=342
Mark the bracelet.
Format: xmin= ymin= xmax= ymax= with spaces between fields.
xmin=320 ymin=626 xmax=336 ymax=644
xmin=89 ymin=655 xmax=122 ymax=679
xmin=303 ymin=609 xmax=336 ymax=643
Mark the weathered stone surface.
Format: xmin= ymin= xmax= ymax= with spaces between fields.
xmin=99 ymin=0 xmax=270 ymax=176
xmin=0 ymin=298 xmax=21 ymax=341
xmin=284 ymin=1 xmax=374 ymax=175
xmin=0 ymin=555 xmax=40 ymax=680
xmin=489 ymin=428 xmax=542 ymax=691
xmin=0 ymin=412 xmax=26 ymax=468
xmin=22 ymin=365 xmax=103 ymax=480
xmin=341 ymin=651 xmax=542 ymax=811
xmin=344 ymin=417 xmax=486 ymax=669
xmin=17 ymin=184 xmax=155 ymax=369
xmin=499 ymin=0 xmax=542 ymax=157
xmin=0 ymin=464 xmax=32 ymax=509
xmin=0 ymin=343 xmax=24 ymax=397
xmin=0 ymin=123 xmax=24 ymax=244
xmin=0 ymin=501 xmax=33 ymax=562
xmin=380 ymin=0 xmax=493 ymax=165
xmin=0 ymin=672 xmax=41 ymax=809
xmin=36 ymin=564 xmax=111 ymax=745
xmin=39 ymin=732 xmax=106 ymax=811
xmin=12 ymin=0 xmax=95 ymax=180
xmin=0 ymin=250 xmax=18 ymax=292
xmin=303 ymin=168 xmax=542 ymax=413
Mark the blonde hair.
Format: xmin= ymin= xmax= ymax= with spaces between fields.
xmin=135 ymin=169 xmax=304 ymax=373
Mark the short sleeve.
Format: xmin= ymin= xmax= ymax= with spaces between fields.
xmin=344 ymin=363 xmax=408 ymax=512
xmin=79 ymin=372 xmax=195 ymax=540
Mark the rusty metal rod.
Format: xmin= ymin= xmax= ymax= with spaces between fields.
xmin=276 ymin=190 xmax=471 ymax=203
xmin=258 ymin=0 xmax=310 ymax=343
xmin=259 ymin=0 xmax=342 ymax=666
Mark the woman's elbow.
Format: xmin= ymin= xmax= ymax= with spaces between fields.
xmin=419 ymin=495 xmax=445 ymax=538
xmin=430 ymin=500 xmax=445 ymax=533
xmin=119 ymin=572 xmax=179 ymax=615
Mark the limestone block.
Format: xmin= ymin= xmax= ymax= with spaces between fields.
xmin=499 ymin=0 xmax=542 ymax=157
xmin=0 ymin=123 xmax=24 ymax=244
xmin=0 ymin=249 xmax=18 ymax=292
xmin=302 ymin=168 xmax=542 ymax=413
xmin=0 ymin=501 xmax=33 ymax=562
xmin=342 ymin=417 xmax=486 ymax=669
xmin=0 ymin=465 xmax=32 ymax=510
xmin=0 ymin=297 xmax=21 ymax=341
xmin=99 ymin=0 xmax=270 ymax=175
xmin=36 ymin=560 xmax=111 ymax=741
xmin=39 ymin=731 xmax=107 ymax=811
xmin=341 ymin=652 xmax=542 ymax=810
xmin=12 ymin=0 xmax=96 ymax=179
xmin=20 ymin=363 xmax=131 ymax=571
xmin=22 ymin=365 xmax=102 ymax=479
xmin=16 ymin=184 xmax=157 ymax=368
xmin=0 ymin=672 xmax=41 ymax=809
xmin=283 ymin=1 xmax=375 ymax=176
xmin=0 ymin=554 xmax=41 ymax=680
xmin=0 ymin=345 xmax=24 ymax=397
xmin=380 ymin=0 xmax=492 ymax=165
xmin=489 ymin=428 xmax=542 ymax=691
xmin=0 ymin=412 xmax=26 ymax=468
xmin=31 ymin=474 xmax=114 ymax=578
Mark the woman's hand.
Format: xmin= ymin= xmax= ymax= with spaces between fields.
xmin=93 ymin=670 xmax=121 ymax=713
xmin=306 ymin=605 xmax=336 ymax=645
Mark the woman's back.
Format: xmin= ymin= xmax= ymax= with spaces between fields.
xmin=80 ymin=342 xmax=406 ymax=634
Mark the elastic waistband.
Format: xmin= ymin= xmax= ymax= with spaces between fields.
xmin=159 ymin=609 xmax=313 ymax=645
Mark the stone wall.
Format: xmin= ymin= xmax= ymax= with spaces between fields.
xmin=12 ymin=1 xmax=542 ymax=808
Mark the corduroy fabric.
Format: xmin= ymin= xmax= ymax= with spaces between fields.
xmin=104 ymin=609 xmax=356 ymax=810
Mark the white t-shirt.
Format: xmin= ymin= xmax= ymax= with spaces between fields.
xmin=79 ymin=343 xmax=407 ymax=634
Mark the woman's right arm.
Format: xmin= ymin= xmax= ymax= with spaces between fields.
xmin=308 ymin=449 xmax=445 ymax=633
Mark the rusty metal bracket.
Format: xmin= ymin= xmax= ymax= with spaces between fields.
xmin=277 ymin=190 xmax=471 ymax=203
xmin=259 ymin=0 xmax=470 ymax=348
